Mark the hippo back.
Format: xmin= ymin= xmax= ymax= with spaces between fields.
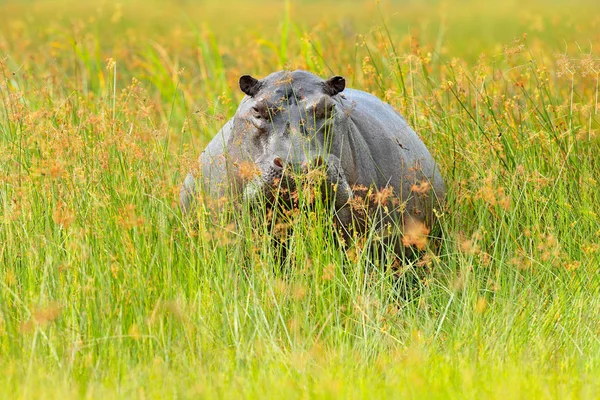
xmin=340 ymin=89 xmax=445 ymax=225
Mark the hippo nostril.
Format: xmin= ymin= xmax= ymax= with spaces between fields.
xmin=301 ymin=161 xmax=309 ymax=173
xmin=273 ymin=157 xmax=284 ymax=169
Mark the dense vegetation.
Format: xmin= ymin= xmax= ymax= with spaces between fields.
xmin=1 ymin=0 xmax=599 ymax=398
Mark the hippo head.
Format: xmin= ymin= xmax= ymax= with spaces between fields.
xmin=227 ymin=70 xmax=354 ymax=210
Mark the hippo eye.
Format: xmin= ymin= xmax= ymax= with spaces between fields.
xmin=251 ymin=106 xmax=262 ymax=119
xmin=317 ymin=105 xmax=335 ymax=120
xmin=311 ymin=97 xmax=336 ymax=120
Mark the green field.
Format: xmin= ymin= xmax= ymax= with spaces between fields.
xmin=1 ymin=0 xmax=599 ymax=398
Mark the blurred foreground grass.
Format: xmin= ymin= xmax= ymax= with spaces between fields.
xmin=1 ymin=0 xmax=600 ymax=398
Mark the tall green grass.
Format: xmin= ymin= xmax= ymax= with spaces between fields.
xmin=1 ymin=0 xmax=599 ymax=398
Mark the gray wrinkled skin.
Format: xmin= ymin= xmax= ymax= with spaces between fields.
xmin=181 ymin=70 xmax=445 ymax=241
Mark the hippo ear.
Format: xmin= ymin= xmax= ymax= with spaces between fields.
xmin=239 ymin=75 xmax=262 ymax=97
xmin=323 ymin=76 xmax=345 ymax=96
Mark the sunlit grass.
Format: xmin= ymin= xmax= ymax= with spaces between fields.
xmin=1 ymin=0 xmax=599 ymax=398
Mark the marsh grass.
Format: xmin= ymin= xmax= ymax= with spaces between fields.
xmin=0 ymin=0 xmax=599 ymax=398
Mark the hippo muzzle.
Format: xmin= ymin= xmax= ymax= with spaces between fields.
xmin=242 ymin=154 xmax=353 ymax=213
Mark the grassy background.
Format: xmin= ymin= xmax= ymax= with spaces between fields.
xmin=1 ymin=0 xmax=600 ymax=398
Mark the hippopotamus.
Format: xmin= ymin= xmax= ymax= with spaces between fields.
xmin=181 ymin=70 xmax=445 ymax=252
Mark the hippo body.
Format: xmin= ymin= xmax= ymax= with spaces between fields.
xmin=182 ymin=70 xmax=445 ymax=247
